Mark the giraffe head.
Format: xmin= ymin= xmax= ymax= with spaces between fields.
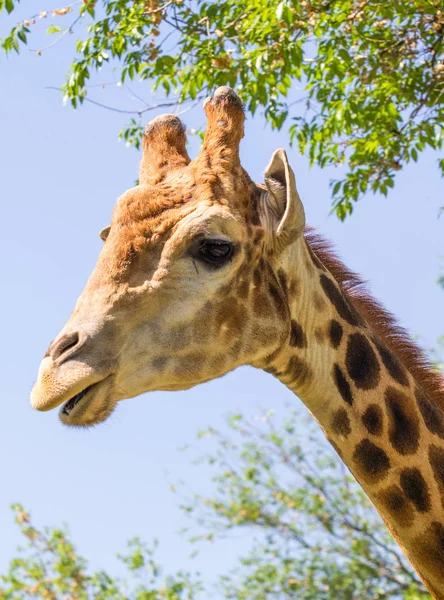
xmin=31 ymin=87 xmax=306 ymax=426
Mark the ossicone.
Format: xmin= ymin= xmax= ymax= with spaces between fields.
xmin=139 ymin=114 xmax=190 ymax=185
xmin=197 ymin=86 xmax=245 ymax=173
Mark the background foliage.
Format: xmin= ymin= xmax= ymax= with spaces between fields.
xmin=2 ymin=0 xmax=444 ymax=218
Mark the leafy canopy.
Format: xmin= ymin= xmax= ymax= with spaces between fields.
xmin=1 ymin=0 xmax=444 ymax=218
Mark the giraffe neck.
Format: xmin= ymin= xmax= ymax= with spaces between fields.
xmin=265 ymin=235 xmax=444 ymax=599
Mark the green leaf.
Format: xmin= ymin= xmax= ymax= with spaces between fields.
xmin=332 ymin=180 xmax=341 ymax=195
xmin=276 ymin=1 xmax=285 ymax=20
xmin=46 ymin=25 xmax=62 ymax=35
xmin=17 ymin=28 xmax=26 ymax=43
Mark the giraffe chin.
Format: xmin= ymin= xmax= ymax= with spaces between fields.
xmin=58 ymin=375 xmax=116 ymax=427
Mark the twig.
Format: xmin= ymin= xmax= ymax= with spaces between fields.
xmin=44 ymin=86 xmax=194 ymax=115
xmin=23 ymin=0 xmax=82 ymax=22
xmin=28 ymin=14 xmax=82 ymax=53
xmin=145 ymin=0 xmax=174 ymax=14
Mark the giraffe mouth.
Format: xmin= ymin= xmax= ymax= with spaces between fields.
xmin=58 ymin=375 xmax=116 ymax=427
xmin=61 ymin=384 xmax=95 ymax=416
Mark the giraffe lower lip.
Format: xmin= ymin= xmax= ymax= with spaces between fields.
xmin=61 ymin=385 xmax=94 ymax=415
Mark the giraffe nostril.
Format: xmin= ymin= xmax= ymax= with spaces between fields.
xmin=50 ymin=332 xmax=81 ymax=362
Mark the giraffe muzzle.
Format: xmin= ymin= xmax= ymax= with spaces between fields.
xmin=30 ymin=356 xmax=116 ymax=426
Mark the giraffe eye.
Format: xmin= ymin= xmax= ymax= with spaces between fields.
xmin=198 ymin=239 xmax=234 ymax=266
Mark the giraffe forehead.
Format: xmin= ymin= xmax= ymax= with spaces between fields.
xmin=112 ymin=174 xmax=196 ymax=226
xmin=111 ymin=167 xmax=258 ymax=235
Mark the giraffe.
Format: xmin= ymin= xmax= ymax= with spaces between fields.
xmin=31 ymin=87 xmax=444 ymax=598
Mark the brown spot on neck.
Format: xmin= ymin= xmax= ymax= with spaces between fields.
xmin=320 ymin=274 xmax=364 ymax=326
xmin=345 ymin=333 xmax=380 ymax=390
xmin=289 ymin=277 xmax=300 ymax=297
xmin=429 ymin=444 xmax=444 ymax=509
xmin=328 ymin=320 xmax=343 ymax=349
xmin=400 ymin=468 xmax=431 ymax=513
xmin=289 ymin=320 xmax=307 ymax=348
xmin=417 ymin=388 xmax=444 ymax=440
xmin=333 ymin=364 xmax=353 ymax=406
xmin=331 ymin=408 xmax=351 ymax=439
xmin=374 ymin=338 xmax=409 ymax=387
xmin=412 ymin=521 xmax=444 ymax=587
xmin=378 ymin=485 xmax=415 ymax=528
xmin=362 ymin=404 xmax=383 ymax=436
xmin=353 ymin=439 xmax=391 ymax=485
xmin=385 ymin=386 xmax=420 ymax=455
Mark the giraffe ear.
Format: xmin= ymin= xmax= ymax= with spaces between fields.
xmin=99 ymin=226 xmax=110 ymax=242
xmin=261 ymin=149 xmax=305 ymax=248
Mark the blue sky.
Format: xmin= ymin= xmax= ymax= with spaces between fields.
xmin=0 ymin=6 xmax=443 ymax=591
